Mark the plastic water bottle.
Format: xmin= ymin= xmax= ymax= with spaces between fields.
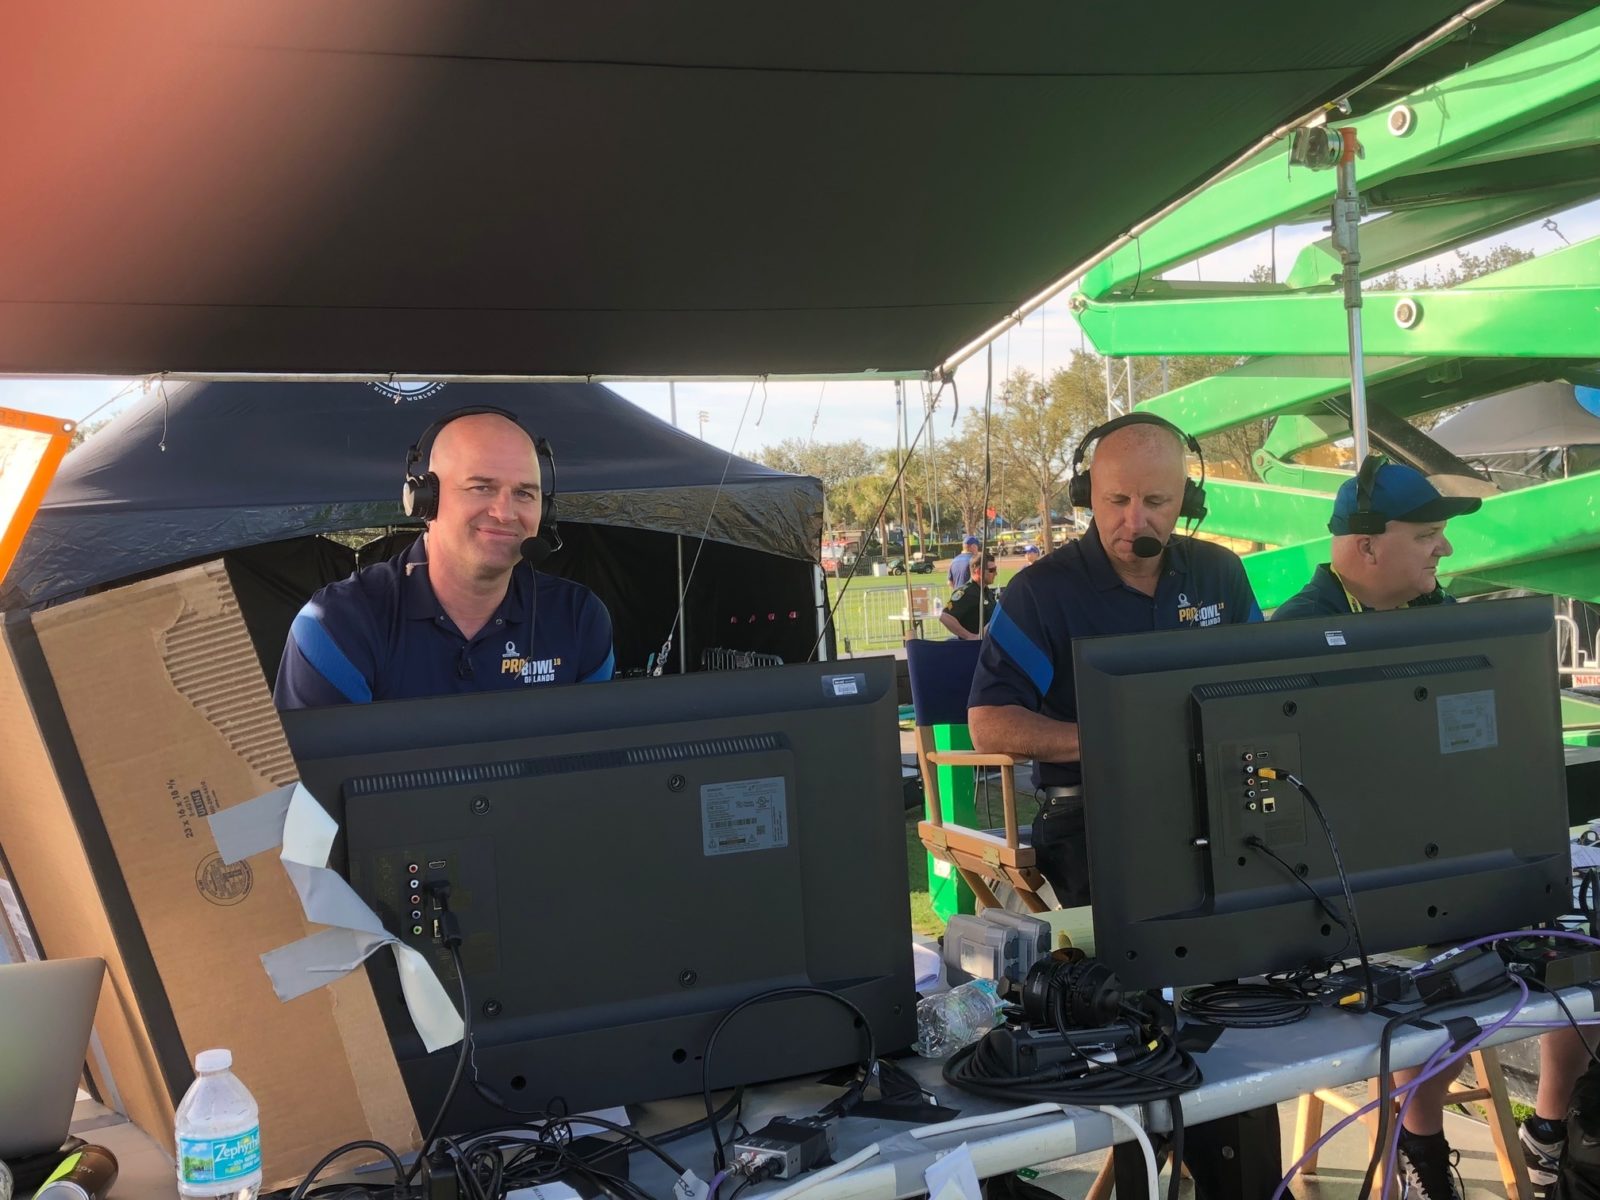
xmin=175 ymin=1049 xmax=262 ymax=1200
xmin=0 ymin=1156 xmax=13 ymax=1200
xmin=913 ymin=978 xmax=1006 ymax=1057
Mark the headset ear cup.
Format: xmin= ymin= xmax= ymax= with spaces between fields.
xmin=1182 ymin=480 xmax=1207 ymax=521
xmin=1068 ymin=471 xmax=1090 ymax=510
xmin=403 ymin=472 xmax=439 ymax=522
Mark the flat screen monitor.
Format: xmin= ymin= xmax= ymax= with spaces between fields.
xmin=1074 ymin=596 xmax=1571 ymax=989
xmin=280 ymin=660 xmax=915 ymax=1127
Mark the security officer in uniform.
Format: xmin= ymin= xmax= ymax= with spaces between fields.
xmin=939 ymin=553 xmax=999 ymax=640
xmin=274 ymin=406 xmax=615 ymax=709
xmin=967 ymin=413 xmax=1262 ymax=905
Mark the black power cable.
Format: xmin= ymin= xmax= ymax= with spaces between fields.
xmin=1257 ymin=769 xmax=1376 ymax=1011
xmin=700 ymin=986 xmax=876 ymax=1170
xmin=1180 ymin=981 xmax=1313 ymax=1029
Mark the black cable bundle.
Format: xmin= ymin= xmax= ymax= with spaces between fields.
xmin=942 ymin=1011 xmax=1201 ymax=1107
xmin=1179 ymin=981 xmax=1313 ymax=1029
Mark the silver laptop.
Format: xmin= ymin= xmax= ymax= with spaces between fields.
xmin=0 ymin=957 xmax=105 ymax=1158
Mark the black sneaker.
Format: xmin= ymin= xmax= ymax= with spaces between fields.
xmin=1396 ymin=1130 xmax=1464 ymax=1200
xmin=1519 ymin=1118 xmax=1563 ymax=1196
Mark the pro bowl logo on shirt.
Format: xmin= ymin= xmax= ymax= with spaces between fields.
xmin=370 ymin=380 xmax=448 ymax=401
xmin=501 ymin=641 xmax=559 ymax=685
xmin=1176 ymin=592 xmax=1227 ymax=628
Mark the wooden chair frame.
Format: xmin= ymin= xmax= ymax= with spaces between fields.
xmin=913 ymin=726 xmax=1049 ymax=914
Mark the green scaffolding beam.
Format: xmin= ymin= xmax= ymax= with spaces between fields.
xmin=1077 ymin=236 xmax=1600 ymax=358
xmin=1079 ymin=5 xmax=1600 ymax=300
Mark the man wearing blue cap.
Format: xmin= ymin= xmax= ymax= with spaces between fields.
xmin=1272 ymin=458 xmax=1482 ymax=620
xmin=1273 ymin=457 xmax=1483 ymax=1198
xmin=1020 ymin=543 xmax=1042 ymax=568
xmin=948 ymin=534 xmax=982 ymax=590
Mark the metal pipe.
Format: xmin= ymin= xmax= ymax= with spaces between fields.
xmin=1332 ymin=133 xmax=1370 ymax=465
xmin=16 ymin=369 xmax=928 ymax=386
xmin=676 ymin=534 xmax=688 ymax=674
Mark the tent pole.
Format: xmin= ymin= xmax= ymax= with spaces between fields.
xmin=676 ymin=535 xmax=688 ymax=674
xmin=897 ymin=381 xmax=915 ymax=636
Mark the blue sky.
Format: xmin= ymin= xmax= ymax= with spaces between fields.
xmin=6 ymin=198 xmax=1597 ymax=461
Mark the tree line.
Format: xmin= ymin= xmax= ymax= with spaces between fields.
xmin=758 ymin=351 xmax=1268 ymax=551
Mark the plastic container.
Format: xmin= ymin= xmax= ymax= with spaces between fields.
xmin=175 ymin=1049 xmax=262 ymax=1200
xmin=913 ymin=978 xmax=1006 ymax=1058
xmin=1 ymin=1156 xmax=13 ymax=1200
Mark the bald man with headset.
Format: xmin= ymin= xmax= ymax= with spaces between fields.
xmin=967 ymin=413 xmax=1262 ymax=905
xmin=274 ymin=407 xmax=615 ymax=710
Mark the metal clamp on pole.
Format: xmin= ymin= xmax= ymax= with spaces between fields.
xmin=1290 ymin=124 xmax=1370 ymax=464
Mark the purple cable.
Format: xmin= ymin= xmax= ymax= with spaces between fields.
xmin=709 ymin=1168 xmax=733 ymax=1200
xmin=1384 ymin=1038 xmax=1460 ymax=1199
xmin=1271 ymin=973 xmax=1529 ymax=1200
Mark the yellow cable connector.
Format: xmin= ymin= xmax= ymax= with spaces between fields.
xmin=1257 ymin=767 xmax=1282 ymax=781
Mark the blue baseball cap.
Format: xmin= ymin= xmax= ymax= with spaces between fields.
xmin=1023 ymin=543 xmax=1040 ymax=555
xmin=963 ymin=535 xmax=981 ymax=547
xmin=1328 ymin=463 xmax=1482 ymax=535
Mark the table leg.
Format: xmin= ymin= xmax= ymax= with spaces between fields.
xmin=1182 ymin=1105 xmax=1284 ymax=1200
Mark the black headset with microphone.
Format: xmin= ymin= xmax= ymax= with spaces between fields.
xmin=401 ymin=405 xmax=563 ymax=563
xmin=1066 ymin=412 xmax=1208 ymax=521
xmin=1343 ymin=453 xmax=1389 ymax=536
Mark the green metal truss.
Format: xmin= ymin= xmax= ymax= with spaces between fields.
xmin=1079 ymin=4 xmax=1600 ymax=301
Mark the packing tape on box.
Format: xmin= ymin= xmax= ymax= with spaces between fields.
xmin=209 ymin=782 xmax=466 ymax=1053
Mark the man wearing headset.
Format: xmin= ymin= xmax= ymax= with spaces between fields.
xmin=274 ymin=408 xmax=615 ymax=710
xmin=1272 ymin=457 xmax=1482 ymax=620
xmin=967 ymin=414 xmax=1262 ymax=906
xmin=1272 ymin=458 xmax=1492 ymax=1200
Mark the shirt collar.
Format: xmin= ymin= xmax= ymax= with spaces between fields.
xmin=401 ymin=534 xmax=533 ymax=625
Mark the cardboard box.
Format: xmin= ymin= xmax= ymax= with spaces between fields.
xmin=0 ymin=562 xmax=418 ymax=1186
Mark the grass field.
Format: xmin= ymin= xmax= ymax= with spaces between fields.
xmin=831 ymin=564 xmax=1026 ymax=652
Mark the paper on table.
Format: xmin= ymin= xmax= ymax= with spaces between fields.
xmin=209 ymin=782 xmax=466 ymax=1052
xmin=1572 ymin=840 xmax=1600 ymax=870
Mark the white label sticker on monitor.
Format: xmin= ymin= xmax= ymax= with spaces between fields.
xmin=701 ymin=777 xmax=789 ymax=856
xmin=1437 ymin=689 xmax=1499 ymax=755
xmin=824 ymin=673 xmax=863 ymax=697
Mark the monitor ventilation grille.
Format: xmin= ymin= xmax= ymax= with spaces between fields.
xmin=1377 ymin=654 xmax=1489 ymax=680
xmin=627 ymin=734 xmax=783 ymax=763
xmin=1193 ymin=674 xmax=1317 ymax=701
xmin=346 ymin=732 xmax=785 ymax=796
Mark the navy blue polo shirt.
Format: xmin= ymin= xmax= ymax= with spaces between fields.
xmin=968 ymin=523 xmax=1263 ymax=787
xmin=273 ymin=536 xmax=614 ymax=710
xmin=1271 ymin=563 xmax=1455 ymax=621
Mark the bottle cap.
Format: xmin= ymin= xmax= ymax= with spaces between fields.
xmin=195 ymin=1048 xmax=232 ymax=1073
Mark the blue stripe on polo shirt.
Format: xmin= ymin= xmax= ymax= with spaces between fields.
xmin=580 ymin=649 xmax=615 ymax=683
xmin=289 ymin=611 xmax=373 ymax=703
xmin=989 ymin=606 xmax=1053 ymax=697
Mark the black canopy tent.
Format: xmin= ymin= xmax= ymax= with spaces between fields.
xmin=2 ymin=381 xmax=825 ymax=683
xmin=0 ymin=0 xmax=1478 ymax=379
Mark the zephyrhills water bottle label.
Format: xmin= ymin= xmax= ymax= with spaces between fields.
xmin=179 ymin=1127 xmax=261 ymax=1183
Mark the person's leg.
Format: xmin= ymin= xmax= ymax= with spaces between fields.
xmin=1394 ymin=1060 xmax=1466 ymax=1136
xmin=1394 ymin=1062 xmax=1468 ymax=1199
xmin=1536 ymin=1026 xmax=1598 ymax=1119
xmin=1522 ymin=1027 xmax=1600 ymax=1190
